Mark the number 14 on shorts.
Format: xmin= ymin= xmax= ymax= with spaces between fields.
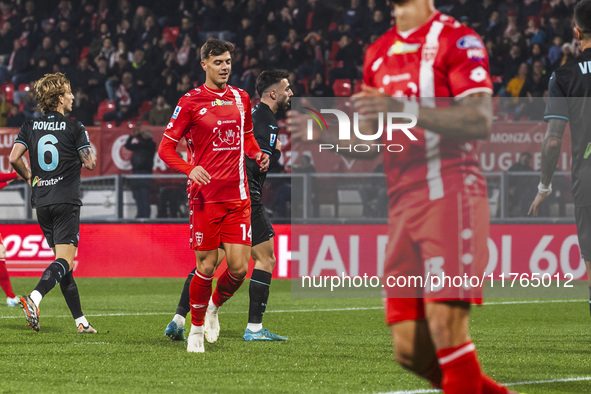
xmin=240 ymin=224 xmax=252 ymax=241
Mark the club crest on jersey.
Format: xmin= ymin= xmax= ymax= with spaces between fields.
xmin=421 ymin=43 xmax=439 ymax=63
xmin=456 ymin=35 xmax=484 ymax=49
xmin=388 ymin=41 xmax=420 ymax=56
xmin=195 ymin=232 xmax=203 ymax=246
xmin=172 ymin=106 xmax=182 ymax=119
xmin=211 ymin=98 xmax=233 ymax=106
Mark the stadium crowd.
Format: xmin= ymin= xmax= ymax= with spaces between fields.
xmin=0 ymin=0 xmax=580 ymax=127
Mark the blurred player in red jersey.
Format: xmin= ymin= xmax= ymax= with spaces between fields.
xmin=158 ymin=38 xmax=269 ymax=353
xmin=293 ymin=0 xmax=513 ymax=392
xmin=0 ymin=171 xmax=19 ymax=306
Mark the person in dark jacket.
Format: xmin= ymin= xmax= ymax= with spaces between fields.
xmin=125 ymin=128 xmax=156 ymax=218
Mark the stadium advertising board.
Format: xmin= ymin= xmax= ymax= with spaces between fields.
xmin=0 ymin=121 xmax=573 ymax=176
xmin=0 ymin=224 xmax=586 ymax=282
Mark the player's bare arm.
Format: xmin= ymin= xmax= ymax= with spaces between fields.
xmin=8 ymin=142 xmax=31 ymax=183
xmin=528 ymin=118 xmax=567 ymax=216
xmin=78 ymin=146 xmax=97 ymax=171
xmin=356 ymin=86 xmax=492 ymax=140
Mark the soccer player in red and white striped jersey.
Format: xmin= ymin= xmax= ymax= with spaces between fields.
xmin=353 ymin=0 xmax=514 ymax=392
xmin=158 ymin=38 xmax=269 ymax=353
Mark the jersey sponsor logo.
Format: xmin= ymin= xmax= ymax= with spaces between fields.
xmin=211 ymin=98 xmax=233 ymax=106
xmin=578 ymin=61 xmax=591 ymax=74
xmin=32 ymin=121 xmax=66 ymax=131
xmin=388 ymin=41 xmax=420 ymax=56
xmin=213 ymin=126 xmax=241 ymax=150
xmin=456 ymin=35 xmax=484 ymax=49
xmin=195 ymin=232 xmax=203 ymax=246
xmin=172 ymin=106 xmax=182 ymax=119
xmin=199 ymin=107 xmax=207 ymax=115
xmin=32 ymin=175 xmax=63 ymax=187
xmin=381 ymin=73 xmax=411 ymax=85
xmin=469 ymin=66 xmax=488 ymax=83
xmin=467 ymin=49 xmax=485 ymax=61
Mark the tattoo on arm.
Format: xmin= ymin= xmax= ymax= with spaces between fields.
xmin=78 ymin=147 xmax=97 ymax=170
xmin=540 ymin=118 xmax=567 ymax=186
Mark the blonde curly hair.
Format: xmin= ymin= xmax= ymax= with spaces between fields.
xmin=34 ymin=72 xmax=71 ymax=114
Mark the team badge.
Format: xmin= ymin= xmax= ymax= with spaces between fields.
xmin=172 ymin=106 xmax=182 ymax=119
xmin=421 ymin=43 xmax=439 ymax=63
xmin=196 ymin=232 xmax=204 ymax=246
xmin=469 ymin=66 xmax=487 ymax=83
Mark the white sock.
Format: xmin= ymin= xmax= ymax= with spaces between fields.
xmin=30 ymin=290 xmax=42 ymax=306
xmin=189 ymin=324 xmax=204 ymax=335
xmin=207 ymin=298 xmax=219 ymax=313
xmin=247 ymin=323 xmax=263 ymax=332
xmin=75 ymin=316 xmax=89 ymax=327
xmin=173 ymin=314 xmax=185 ymax=328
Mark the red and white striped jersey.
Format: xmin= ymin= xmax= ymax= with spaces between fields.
xmin=162 ymin=84 xmax=253 ymax=203
xmin=363 ymin=11 xmax=493 ymax=207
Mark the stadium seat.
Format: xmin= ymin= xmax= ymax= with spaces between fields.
xmin=333 ymin=79 xmax=352 ymax=97
xmin=163 ymin=26 xmax=179 ymax=46
xmin=17 ymin=84 xmax=30 ymax=92
xmin=3 ymin=83 xmax=14 ymax=102
xmin=95 ymin=100 xmax=115 ymax=124
xmin=139 ymin=100 xmax=152 ymax=117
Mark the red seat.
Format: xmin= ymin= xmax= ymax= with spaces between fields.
xmin=17 ymin=83 xmax=30 ymax=92
xmin=3 ymin=83 xmax=14 ymax=102
xmin=95 ymin=100 xmax=115 ymax=123
xmin=332 ymin=79 xmax=352 ymax=97
xmin=138 ymin=100 xmax=152 ymax=117
xmin=163 ymin=26 xmax=179 ymax=46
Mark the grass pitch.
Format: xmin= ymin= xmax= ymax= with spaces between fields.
xmin=0 ymin=278 xmax=590 ymax=393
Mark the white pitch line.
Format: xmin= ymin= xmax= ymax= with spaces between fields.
xmin=380 ymin=376 xmax=591 ymax=394
xmin=0 ymin=299 xmax=585 ymax=320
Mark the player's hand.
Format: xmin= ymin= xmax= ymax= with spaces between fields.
xmin=188 ymin=166 xmax=211 ymax=185
xmin=528 ymin=189 xmax=552 ymax=217
xmin=352 ymin=85 xmax=402 ymax=118
xmin=276 ymin=139 xmax=282 ymax=151
xmin=257 ymin=152 xmax=270 ymax=173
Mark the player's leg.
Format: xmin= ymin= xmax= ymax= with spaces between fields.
xmin=186 ymin=248 xmax=219 ymax=353
xmin=244 ymin=238 xmax=287 ymax=341
xmin=166 ymin=249 xmax=225 ymax=341
xmin=0 ymin=235 xmax=18 ymax=306
xmin=574 ymin=206 xmax=591 ymax=316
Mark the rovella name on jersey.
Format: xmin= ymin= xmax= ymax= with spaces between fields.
xmin=32 ymin=121 xmax=66 ymax=131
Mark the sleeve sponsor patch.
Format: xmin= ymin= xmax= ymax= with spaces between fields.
xmin=456 ymin=35 xmax=484 ymax=49
xmin=172 ymin=106 xmax=182 ymax=119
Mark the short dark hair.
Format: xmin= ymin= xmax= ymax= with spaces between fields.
xmin=575 ymin=0 xmax=591 ymax=40
xmin=200 ymin=38 xmax=234 ymax=60
xmin=256 ymin=69 xmax=290 ymax=97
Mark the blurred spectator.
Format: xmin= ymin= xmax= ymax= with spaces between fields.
xmin=524 ymin=16 xmax=546 ymax=46
xmin=0 ymin=91 xmax=9 ymax=127
xmin=548 ymin=36 xmax=564 ymax=66
xmin=131 ymin=48 xmax=153 ymax=97
xmin=309 ymin=73 xmax=334 ymax=97
xmin=176 ymin=15 xmax=198 ymax=49
xmin=95 ymin=37 xmax=116 ymax=66
xmin=109 ymin=39 xmax=133 ymax=68
xmin=365 ymin=9 xmax=390 ymax=41
xmin=3 ymin=39 xmax=30 ymax=85
xmin=103 ymin=71 xmax=141 ymax=125
xmin=71 ymin=91 xmax=94 ymax=126
xmin=343 ymin=0 xmax=368 ymax=39
xmin=518 ymin=60 xmax=548 ymax=120
xmin=88 ymin=57 xmax=109 ymax=106
xmin=293 ymin=154 xmax=316 ymax=173
xmin=146 ymin=95 xmax=173 ymax=126
xmin=503 ymin=44 xmax=524 ymax=85
xmin=288 ymin=70 xmax=306 ymax=97
xmin=176 ymin=36 xmax=196 ymax=75
xmin=125 ymin=128 xmax=156 ymax=218
xmin=106 ymin=53 xmax=133 ymax=101
xmin=32 ymin=37 xmax=54 ymax=65
xmin=136 ymin=15 xmax=160 ymax=49
xmin=329 ymin=33 xmax=361 ymax=84
xmin=6 ymin=105 xmax=25 ymax=127
xmin=260 ymin=33 xmax=283 ymax=69
xmin=526 ymin=43 xmax=548 ymax=70
xmin=507 ymin=152 xmax=544 ymax=217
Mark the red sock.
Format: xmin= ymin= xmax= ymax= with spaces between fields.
xmin=212 ymin=269 xmax=244 ymax=307
xmin=189 ymin=270 xmax=213 ymax=326
xmin=0 ymin=258 xmax=15 ymax=298
xmin=482 ymin=374 xmax=508 ymax=394
xmin=437 ymin=341 xmax=482 ymax=394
